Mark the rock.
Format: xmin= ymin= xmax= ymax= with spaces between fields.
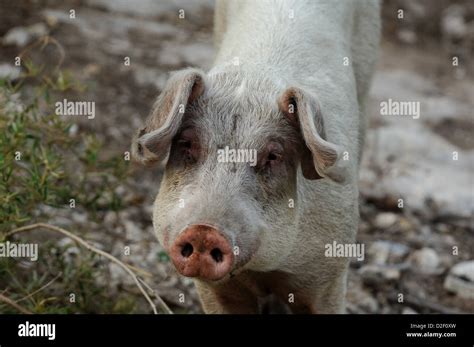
xmin=144 ymin=204 xmax=154 ymax=217
xmin=43 ymin=13 xmax=59 ymax=27
xmin=402 ymin=307 xmax=418 ymax=314
xmin=444 ymin=261 xmax=474 ymax=299
xmin=159 ymin=41 xmax=213 ymax=69
xmin=56 ymin=237 xmax=80 ymax=263
xmin=370 ymin=70 xmax=438 ymax=102
xmin=362 ymin=120 xmax=474 ymax=218
xmin=436 ymin=223 xmax=450 ymax=233
xmin=42 ymin=8 xmax=184 ymax=45
xmin=347 ymin=275 xmax=380 ymax=313
xmin=388 ymin=243 xmax=410 ymax=261
xmin=359 ymin=295 xmax=379 ymax=313
xmin=2 ymin=23 xmax=48 ymax=47
xmin=132 ymin=65 xmax=164 ymax=88
xmin=346 ymin=302 xmax=363 ymax=314
xmin=68 ymin=123 xmax=79 ymax=136
xmin=420 ymin=225 xmax=431 ymax=237
xmin=441 ymin=234 xmax=456 ymax=246
xmin=127 ymin=244 xmax=148 ymax=264
xmin=374 ymin=212 xmax=398 ymax=229
xmin=103 ymin=211 xmax=117 ymax=226
xmin=96 ymin=191 xmax=113 ymax=207
xmin=48 ymin=216 xmax=73 ymax=227
xmin=114 ymin=185 xmax=127 ymax=197
xmin=441 ymin=5 xmax=467 ymax=39
xmin=71 ymin=212 xmax=88 ymax=224
xmin=368 ymin=241 xmax=390 ymax=265
xmin=451 ymin=261 xmax=474 ymax=281
xmin=359 ymin=264 xmax=400 ymax=285
xmin=0 ymin=63 xmax=21 ymax=80
xmin=398 ymin=217 xmax=415 ymax=232
xmin=87 ymin=0 xmax=214 ymax=19
xmin=368 ymin=241 xmax=409 ymax=265
xmin=123 ymin=220 xmax=142 ymax=241
xmin=108 ymin=262 xmax=135 ymax=286
xmin=118 ymin=210 xmax=131 ymax=220
xmin=362 ymin=68 xmax=473 ymax=219
xmin=410 ymin=248 xmax=441 ymax=275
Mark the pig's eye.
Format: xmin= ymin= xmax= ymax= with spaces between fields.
xmin=264 ymin=151 xmax=282 ymax=169
xmin=178 ymin=139 xmax=195 ymax=162
xmin=177 ymin=139 xmax=192 ymax=149
xmin=267 ymin=152 xmax=281 ymax=162
xmin=175 ymin=129 xmax=199 ymax=164
xmin=257 ymin=141 xmax=284 ymax=173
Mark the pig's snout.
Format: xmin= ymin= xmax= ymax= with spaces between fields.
xmin=170 ymin=225 xmax=234 ymax=281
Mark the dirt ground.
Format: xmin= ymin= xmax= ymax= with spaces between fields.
xmin=0 ymin=0 xmax=472 ymax=313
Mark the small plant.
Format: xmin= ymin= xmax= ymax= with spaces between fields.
xmin=0 ymin=64 xmax=128 ymax=232
xmin=0 ymin=53 xmax=137 ymax=313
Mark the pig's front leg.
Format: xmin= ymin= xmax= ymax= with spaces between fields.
xmin=289 ymin=271 xmax=347 ymax=314
xmin=194 ymin=279 xmax=259 ymax=314
xmin=314 ymin=270 xmax=348 ymax=314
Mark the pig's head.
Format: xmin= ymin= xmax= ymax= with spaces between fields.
xmin=132 ymin=68 xmax=344 ymax=282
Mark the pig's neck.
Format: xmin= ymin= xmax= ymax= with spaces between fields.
xmin=211 ymin=0 xmax=355 ymax=88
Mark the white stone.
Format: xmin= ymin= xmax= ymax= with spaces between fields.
xmin=0 ymin=64 xmax=21 ymax=80
xmin=410 ymin=248 xmax=441 ymax=275
xmin=374 ymin=212 xmax=398 ymax=229
xmin=444 ymin=261 xmax=474 ymax=299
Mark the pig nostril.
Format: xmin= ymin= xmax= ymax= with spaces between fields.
xmin=210 ymin=248 xmax=224 ymax=263
xmin=181 ymin=243 xmax=194 ymax=258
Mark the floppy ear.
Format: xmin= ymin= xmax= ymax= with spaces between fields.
xmin=278 ymin=87 xmax=345 ymax=183
xmin=131 ymin=68 xmax=205 ymax=166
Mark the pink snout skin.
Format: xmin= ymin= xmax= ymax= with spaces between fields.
xmin=169 ymin=225 xmax=234 ymax=281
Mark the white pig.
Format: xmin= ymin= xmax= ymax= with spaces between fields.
xmin=132 ymin=0 xmax=380 ymax=313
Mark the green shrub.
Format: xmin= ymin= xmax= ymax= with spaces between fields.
xmin=0 ymin=59 xmax=135 ymax=313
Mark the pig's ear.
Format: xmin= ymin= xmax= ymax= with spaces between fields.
xmin=132 ymin=68 xmax=205 ymax=166
xmin=278 ymin=87 xmax=345 ymax=183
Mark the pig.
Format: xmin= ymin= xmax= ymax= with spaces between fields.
xmin=131 ymin=0 xmax=380 ymax=313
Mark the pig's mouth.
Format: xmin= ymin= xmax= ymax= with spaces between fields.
xmin=163 ymin=223 xmax=258 ymax=282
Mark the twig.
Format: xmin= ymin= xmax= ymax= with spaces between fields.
xmin=0 ymin=293 xmax=32 ymax=314
xmin=137 ymin=276 xmax=173 ymax=314
xmin=15 ymin=272 xmax=62 ymax=304
xmin=7 ymin=223 xmax=172 ymax=314
xmin=127 ymin=264 xmax=153 ymax=278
